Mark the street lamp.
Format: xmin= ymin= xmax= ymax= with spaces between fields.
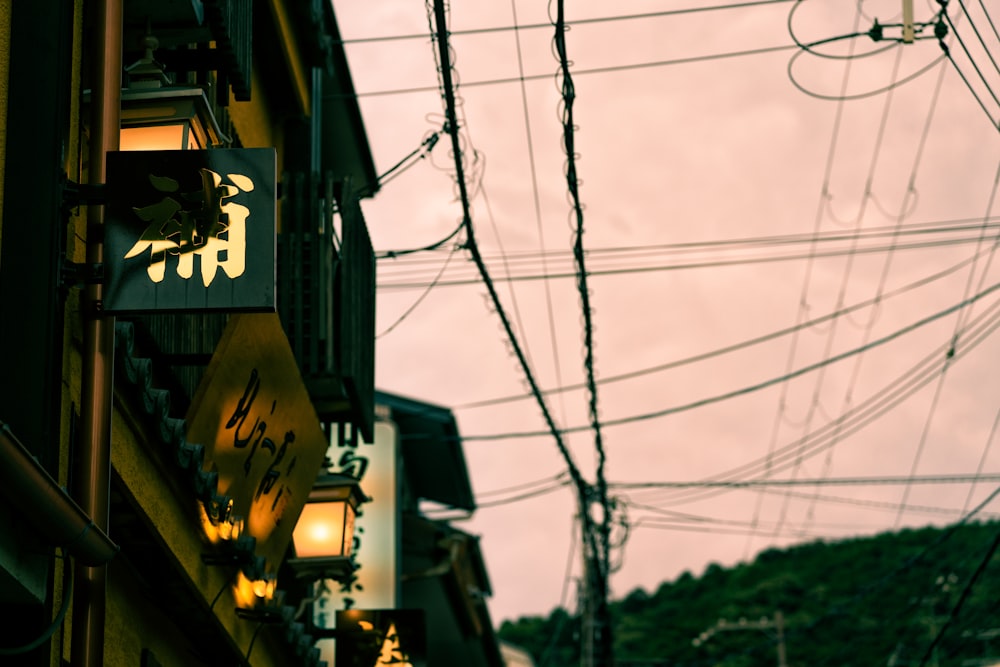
xmin=120 ymin=86 xmax=224 ymax=151
xmin=118 ymin=33 xmax=224 ymax=151
xmin=287 ymin=473 xmax=369 ymax=581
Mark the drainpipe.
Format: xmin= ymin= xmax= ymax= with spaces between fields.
xmin=72 ymin=0 xmax=121 ymax=665
xmin=0 ymin=423 xmax=117 ymax=566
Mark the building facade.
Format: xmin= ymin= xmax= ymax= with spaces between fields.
xmin=0 ymin=1 xmax=380 ymax=666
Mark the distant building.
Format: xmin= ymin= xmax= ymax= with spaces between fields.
xmin=500 ymin=641 xmax=538 ymax=667
xmin=315 ymin=390 xmax=506 ymax=667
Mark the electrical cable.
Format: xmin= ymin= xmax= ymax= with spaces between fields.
xmin=738 ymin=484 xmax=1000 ymax=667
xmin=473 ymin=478 xmax=572 ymax=509
xmin=425 ymin=0 xmax=591 ymax=524
xmin=893 ymin=344 xmax=953 ymax=530
xmin=629 ymin=299 xmax=1000 ymax=509
xmin=936 ymin=12 xmax=1000 ymax=129
xmin=210 ymin=570 xmax=237 ymax=611
xmin=895 ymin=126 xmax=1000 ymax=528
xmin=614 ymin=473 xmax=1000 ymax=490
xmin=461 ymin=278 xmax=1000 ymax=441
xmin=632 ymin=516 xmax=838 ymax=539
xmin=479 ymin=185 xmax=539 ymax=381
xmin=955 ymin=0 xmax=1000 ymax=77
xmin=342 ymin=44 xmax=801 ymax=98
xmin=0 ymin=551 xmax=73 ymax=656
xmin=963 ymin=405 xmax=1000 ymax=513
xmin=376 ymin=226 xmax=997 ymax=288
xmin=377 ymin=216 xmax=1000 ymax=276
xmin=242 ymin=622 xmax=265 ymax=667
xmin=685 ymin=486 xmax=1000 ymax=667
xmin=362 ymin=129 xmax=443 ymax=198
xmin=553 ymin=0 xmax=614 ymax=599
xmin=937 ymin=44 xmax=998 ymax=128
xmin=495 ymin=296 xmax=1000 ymax=517
xmin=629 ymin=479 xmax=1000 ymax=521
xmin=917 ymin=528 xmax=1000 ymax=666
xmin=475 ymin=470 xmax=569 ymax=498
xmin=803 ymin=40 xmax=952 ymax=524
xmin=376 ymin=243 xmax=458 ymax=339
xmin=772 ymin=38 xmax=907 ymax=539
xmin=539 ymin=517 xmax=580 ymax=667
xmin=375 ymin=218 xmax=465 ymax=260
xmin=337 ymin=0 xmax=797 ymax=44
xmin=787 ymin=0 xmax=921 ymax=59
xmin=978 ymin=0 xmax=1000 ymax=43
xmin=941 ymin=2 xmax=1000 ymax=107
xmin=508 ymin=0 xmax=569 ymax=429
xmin=787 ymin=44 xmax=948 ymax=101
xmin=447 ymin=236 xmax=1000 ymax=413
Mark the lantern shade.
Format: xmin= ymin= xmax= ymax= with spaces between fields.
xmin=294 ymin=496 xmax=354 ymax=559
xmin=287 ymin=474 xmax=368 ymax=580
xmin=119 ymin=86 xmax=223 ymax=151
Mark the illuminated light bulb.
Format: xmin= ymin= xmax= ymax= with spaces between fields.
xmin=230 ymin=516 xmax=244 ymax=541
xmin=253 ymin=576 xmax=276 ymax=600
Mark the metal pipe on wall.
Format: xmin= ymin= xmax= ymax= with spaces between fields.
xmin=72 ymin=0 xmax=121 ymax=664
xmin=0 ymin=423 xmax=118 ymax=566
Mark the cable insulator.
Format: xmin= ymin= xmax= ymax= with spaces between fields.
xmin=934 ymin=18 xmax=948 ymax=40
xmin=868 ymin=19 xmax=883 ymax=42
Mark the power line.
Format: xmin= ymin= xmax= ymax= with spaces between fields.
xmin=337 ymin=44 xmax=799 ymax=98
xmin=801 ymin=58 xmax=956 ymax=533
xmin=629 ymin=304 xmax=1000 ymax=510
xmin=471 ymin=479 xmax=571 ymax=509
xmin=475 ymin=471 xmax=569 ymax=498
xmin=376 ymin=228 xmax=999 ymax=289
xmin=425 ymin=0 xmax=591 ymax=519
xmin=375 ymin=244 xmax=459 ymax=339
xmin=937 ymin=5 xmax=1000 ymax=130
xmin=670 ymin=482 xmax=1000 ymax=521
xmin=375 ymin=218 xmax=465 ymax=260
xmin=506 ymin=0 xmax=569 ymax=431
xmin=776 ymin=22 xmax=908 ymax=539
xmin=917 ymin=527 xmax=1000 ymax=667
xmin=461 ymin=279 xmax=1000 ymax=441
xmin=445 ymin=237 xmax=998 ymax=412
xmin=377 ymin=216 xmax=1000 ymax=271
xmin=955 ymin=0 xmax=1000 ymax=78
xmin=553 ymin=2 xmax=614 ymax=662
xmin=336 ymin=0 xmax=796 ymax=45
xmin=961 ymin=162 xmax=1000 ymax=514
xmin=612 ymin=473 xmax=1000 ymax=490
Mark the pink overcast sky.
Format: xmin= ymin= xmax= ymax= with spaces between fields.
xmin=331 ymin=0 xmax=1000 ymax=625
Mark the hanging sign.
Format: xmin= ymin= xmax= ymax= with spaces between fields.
xmin=103 ymin=148 xmax=276 ymax=313
xmin=334 ymin=609 xmax=426 ymax=667
xmin=185 ymin=312 xmax=328 ymax=576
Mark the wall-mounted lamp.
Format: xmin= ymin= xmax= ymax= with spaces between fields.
xmin=118 ymin=33 xmax=225 ymax=151
xmin=287 ymin=473 xmax=369 ymax=581
xmin=120 ymin=86 xmax=224 ymax=151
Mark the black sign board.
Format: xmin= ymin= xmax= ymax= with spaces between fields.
xmin=334 ymin=609 xmax=426 ymax=667
xmin=104 ymin=148 xmax=276 ymax=313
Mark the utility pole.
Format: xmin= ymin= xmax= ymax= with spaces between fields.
xmin=693 ymin=610 xmax=788 ymax=667
xmin=579 ymin=488 xmax=615 ymax=667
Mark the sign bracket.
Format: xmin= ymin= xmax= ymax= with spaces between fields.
xmin=60 ymin=258 xmax=104 ymax=291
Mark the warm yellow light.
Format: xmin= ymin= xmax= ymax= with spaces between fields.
xmin=252 ymin=576 xmax=276 ymax=601
xmin=118 ymin=87 xmax=222 ymax=151
xmin=218 ymin=514 xmax=245 ymax=542
xmin=293 ymin=500 xmax=353 ymax=559
xmin=308 ymin=523 xmax=331 ymax=542
xmin=120 ymin=123 xmax=199 ymax=151
xmin=234 ymin=572 xmax=258 ymax=609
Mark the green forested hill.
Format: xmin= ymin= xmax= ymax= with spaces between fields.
xmin=497 ymin=520 xmax=1000 ymax=667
